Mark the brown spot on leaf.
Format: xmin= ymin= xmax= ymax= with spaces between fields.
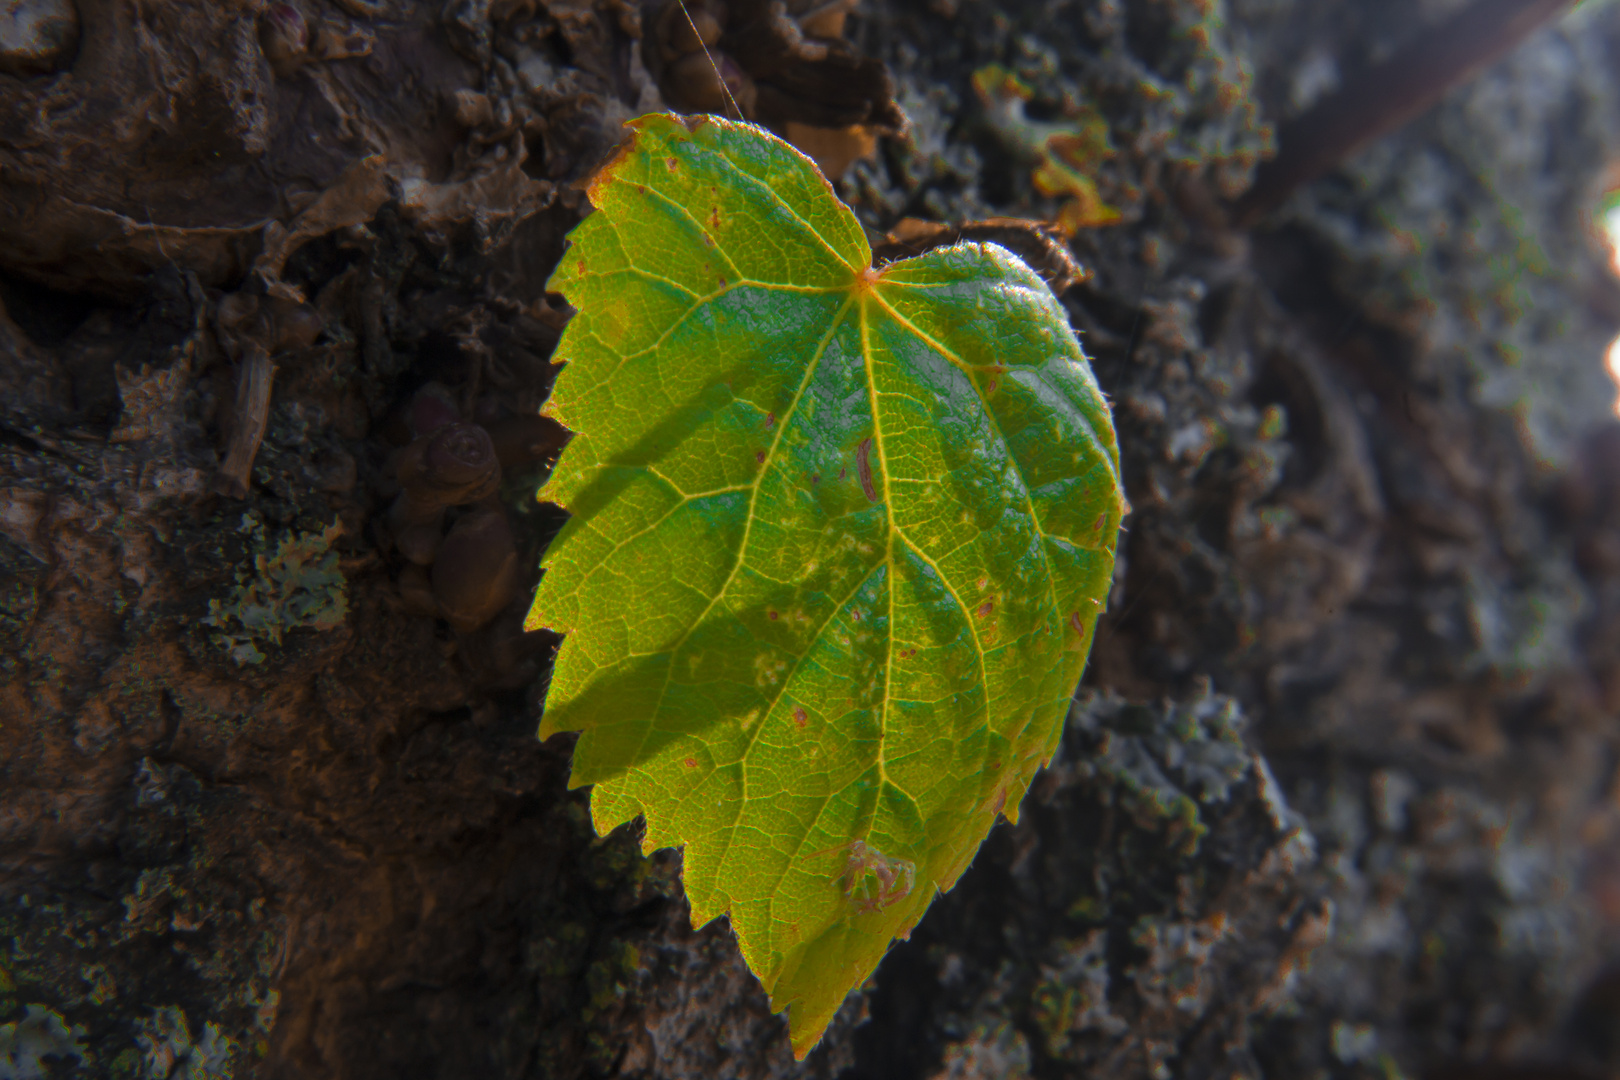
xmin=586 ymin=134 xmax=641 ymax=205
xmin=991 ymin=786 xmax=1008 ymax=816
xmin=684 ymin=758 xmax=698 ymax=768
xmin=755 ymin=449 xmax=766 ymax=464
xmin=766 ymin=412 xmax=776 ymax=428
xmin=792 ymin=706 xmax=808 ymax=728
xmin=837 ymin=839 xmax=915 ymax=913
xmin=1070 ymin=612 xmax=1084 ymax=634
xmin=856 ymin=437 xmax=877 ymax=502
xmin=976 ymin=601 xmax=994 ymax=617
xmin=666 ymin=156 xmax=679 ymax=171
xmin=768 ymin=610 xmax=779 ymax=620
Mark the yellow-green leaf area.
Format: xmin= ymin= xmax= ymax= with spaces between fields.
xmin=526 ymin=113 xmax=1125 ymax=1057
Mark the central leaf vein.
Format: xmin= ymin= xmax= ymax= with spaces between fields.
xmin=630 ymin=293 xmax=860 ymax=769
xmin=854 ymin=294 xmax=899 ymax=794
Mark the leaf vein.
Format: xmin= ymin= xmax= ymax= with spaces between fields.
xmin=868 ymin=291 xmax=1066 ymax=631
xmin=888 ymin=526 xmax=991 ymax=732
xmin=626 ymin=294 xmax=860 ymax=771
xmin=574 ymin=481 xmax=753 ymax=571
xmin=700 ymin=143 xmax=860 ymax=277
xmin=855 ymin=296 xmax=900 ymax=794
xmin=631 ymin=184 xmax=745 ymax=282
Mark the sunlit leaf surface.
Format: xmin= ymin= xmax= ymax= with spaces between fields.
xmin=526 ymin=113 xmax=1125 ymax=1056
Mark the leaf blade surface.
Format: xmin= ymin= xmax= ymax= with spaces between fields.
xmin=527 ymin=113 xmax=1124 ymax=1055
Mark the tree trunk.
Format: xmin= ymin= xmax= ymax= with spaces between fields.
xmin=2 ymin=1 xmax=1618 ymax=1078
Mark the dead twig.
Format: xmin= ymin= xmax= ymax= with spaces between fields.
xmin=214 ymin=343 xmax=276 ymax=498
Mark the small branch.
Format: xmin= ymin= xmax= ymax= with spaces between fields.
xmin=214 ymin=343 xmax=276 ymax=498
xmin=872 ymin=217 xmax=1086 ymax=294
xmin=1231 ymin=0 xmax=1578 ymax=229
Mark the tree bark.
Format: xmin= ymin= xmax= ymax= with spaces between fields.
xmin=2 ymin=1 xmax=1618 ymax=1078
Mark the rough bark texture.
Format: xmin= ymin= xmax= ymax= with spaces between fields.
xmin=1 ymin=1 xmax=1618 ymax=1079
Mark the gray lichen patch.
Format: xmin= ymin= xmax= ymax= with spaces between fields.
xmin=0 ymin=1004 xmax=88 ymax=1079
xmin=0 ymin=753 xmax=288 ymax=1079
xmin=133 ymin=1005 xmax=237 ymax=1080
xmin=201 ymin=516 xmax=348 ymax=665
xmin=855 ymin=685 xmax=1322 ymax=1080
xmin=1071 ymin=687 xmax=1256 ymax=855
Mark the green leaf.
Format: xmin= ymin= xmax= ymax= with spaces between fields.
xmin=526 ymin=113 xmax=1125 ymax=1056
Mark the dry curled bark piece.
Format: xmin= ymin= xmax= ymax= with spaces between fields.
xmin=406 ymin=382 xmax=463 ymax=440
xmin=380 ymin=384 xmax=544 ymax=632
xmin=217 ymin=290 xmax=325 ymax=358
xmin=252 ymin=156 xmax=394 ymax=302
xmin=397 ymin=422 xmax=501 ymax=498
xmin=259 ymin=2 xmax=309 ymax=78
xmin=213 ymin=343 xmax=276 ymax=499
xmin=387 ymin=421 xmax=501 ymax=566
xmin=396 ymin=561 xmax=441 ymax=618
xmin=641 ymin=0 xmax=905 ymax=178
xmin=431 ymin=504 xmax=521 ymax=632
xmin=481 ymin=411 xmax=569 ymax=471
